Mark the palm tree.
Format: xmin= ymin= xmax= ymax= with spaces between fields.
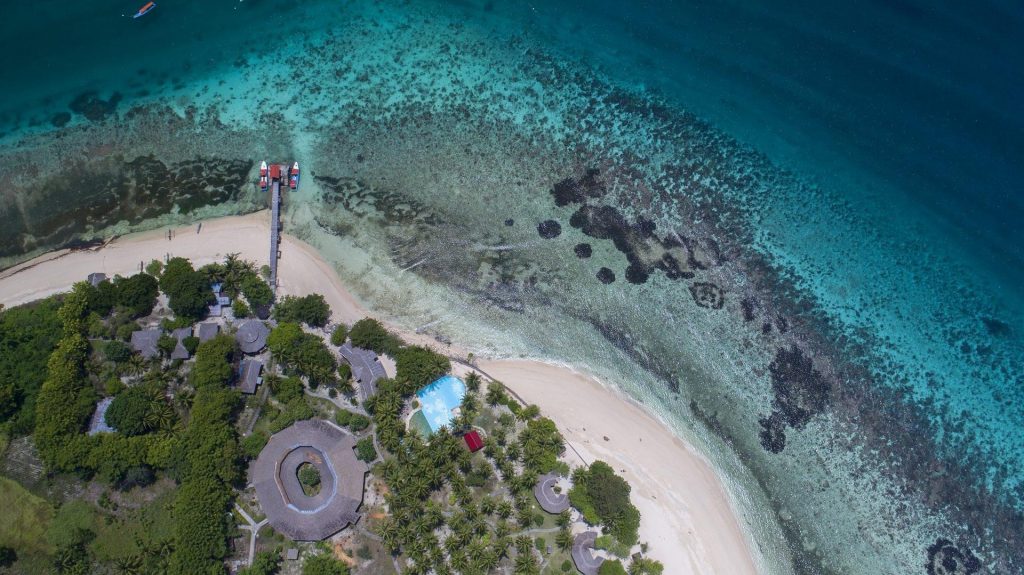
xmin=556 ymin=528 xmax=573 ymax=552
xmin=557 ymin=510 xmax=571 ymax=529
xmin=476 ymin=548 xmax=501 ymax=573
xmin=497 ymin=500 xmax=513 ymax=519
xmin=513 ymin=551 xmax=539 ymax=575
xmin=377 ymin=517 xmax=401 ymax=553
xmin=449 ymin=551 xmax=469 ymax=573
xmin=114 ymin=555 xmax=143 ymax=575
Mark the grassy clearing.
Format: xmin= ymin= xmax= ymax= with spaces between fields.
xmin=0 ymin=476 xmax=55 ymax=557
xmin=90 ymin=490 xmax=176 ymax=561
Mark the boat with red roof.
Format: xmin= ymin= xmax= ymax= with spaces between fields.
xmin=289 ymin=162 xmax=300 ymax=190
xmin=259 ymin=161 xmax=268 ymax=190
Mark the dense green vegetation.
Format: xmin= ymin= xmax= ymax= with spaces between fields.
xmin=1 ymin=266 xmax=666 ymax=573
xmin=348 ymin=318 xmax=401 ymax=355
xmin=301 ymin=553 xmax=350 ymax=575
xmin=238 ymin=550 xmax=281 ymax=575
xmin=569 ymin=461 xmax=642 ymax=546
xmin=273 ymin=294 xmax=331 ymax=328
xmin=267 ymin=323 xmax=337 ymax=387
xmin=105 ymin=383 xmax=176 ymax=436
xmin=0 ymin=296 xmax=63 ymax=434
xmin=160 ymin=258 xmax=214 ymax=321
xmin=329 ymin=323 xmax=348 ymax=346
xmin=393 ymin=345 xmax=451 ymax=394
xmin=600 ymin=559 xmax=629 ymax=575
xmin=169 ymin=336 xmax=243 ymax=574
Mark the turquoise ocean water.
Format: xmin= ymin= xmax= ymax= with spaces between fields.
xmin=2 ymin=1 xmax=1022 ymax=573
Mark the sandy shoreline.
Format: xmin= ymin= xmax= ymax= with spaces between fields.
xmin=0 ymin=212 xmax=761 ymax=574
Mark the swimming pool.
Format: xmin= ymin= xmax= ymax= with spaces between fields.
xmin=415 ymin=374 xmax=466 ymax=433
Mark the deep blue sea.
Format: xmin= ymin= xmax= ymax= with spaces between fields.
xmin=3 ymin=1 xmax=1022 ymax=573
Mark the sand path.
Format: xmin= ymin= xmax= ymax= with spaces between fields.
xmin=0 ymin=212 xmax=761 ymax=575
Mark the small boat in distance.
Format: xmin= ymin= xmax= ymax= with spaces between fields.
xmin=289 ymin=162 xmax=300 ymax=190
xmin=133 ymin=2 xmax=156 ymax=19
xmin=259 ymin=161 xmax=268 ymax=190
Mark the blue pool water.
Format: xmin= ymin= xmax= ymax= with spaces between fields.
xmin=416 ymin=375 xmax=466 ymax=433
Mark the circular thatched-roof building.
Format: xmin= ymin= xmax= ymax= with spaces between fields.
xmin=252 ymin=419 xmax=368 ymax=541
xmin=235 ymin=320 xmax=270 ymax=354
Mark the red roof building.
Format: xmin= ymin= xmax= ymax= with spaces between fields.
xmin=463 ymin=430 xmax=484 ymax=452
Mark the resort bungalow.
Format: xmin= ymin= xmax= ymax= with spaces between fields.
xmin=195 ymin=322 xmax=220 ymax=342
xmin=208 ymin=282 xmax=232 ymax=317
xmin=238 ymin=359 xmax=264 ymax=394
xmin=170 ymin=327 xmax=193 ymax=360
xmin=235 ymin=320 xmax=270 ymax=354
xmin=130 ymin=328 xmax=162 ymax=359
xmin=339 ymin=342 xmax=387 ymax=400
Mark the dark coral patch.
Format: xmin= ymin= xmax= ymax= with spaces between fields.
xmin=504 ymin=218 xmax=515 ymax=227
xmin=926 ymin=539 xmax=981 ymax=575
xmin=769 ymin=345 xmax=831 ymax=430
xmin=551 ymin=168 xmax=606 ymax=206
xmin=50 ymin=112 xmax=71 ymax=128
xmin=574 ymin=243 xmax=592 ymax=258
xmin=625 ymin=263 xmax=649 ymax=284
xmin=758 ymin=413 xmax=786 ymax=454
xmin=981 ymin=316 xmax=1011 ymax=337
xmin=596 ymin=267 xmax=616 ymax=284
xmin=537 ymin=220 xmax=561 ymax=239
xmin=689 ymin=282 xmax=724 ymax=309
xmin=69 ymin=91 xmax=122 ymax=122
xmin=569 ymin=203 xmax=696 ymax=283
xmin=741 ymin=297 xmax=756 ymax=322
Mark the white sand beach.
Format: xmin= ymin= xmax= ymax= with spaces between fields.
xmin=0 ymin=212 xmax=760 ymax=575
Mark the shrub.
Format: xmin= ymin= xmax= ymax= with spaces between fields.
xmin=348 ymin=318 xmax=399 ymax=354
xmin=239 ymin=550 xmax=281 ymax=575
xmin=106 ymin=386 xmax=158 ymax=436
xmin=182 ymin=336 xmax=200 ymax=356
xmin=271 ymin=376 xmax=305 ymax=404
xmin=273 ymin=294 xmax=330 ymax=328
xmin=298 ymin=463 xmax=321 ymax=488
xmin=241 ymin=274 xmax=274 ymax=308
xmin=0 ymin=296 xmax=63 ymax=433
xmin=561 ymin=559 xmax=572 ymax=572
xmin=157 ymin=334 xmax=178 ymax=357
xmin=337 ymin=363 xmax=352 ymax=382
xmin=115 ymin=273 xmax=159 ymax=318
xmin=103 ymin=340 xmax=132 ymax=363
xmin=599 ymin=560 xmax=628 ymax=575
xmin=233 ymin=298 xmax=252 ymax=318
xmin=330 ymin=324 xmax=348 ymax=346
xmin=569 ymin=461 xmax=641 ymax=546
xmin=191 ymin=335 xmax=238 ymax=389
xmin=535 ymin=537 xmax=546 ymax=552
xmin=302 ymin=554 xmax=350 ymax=575
xmin=518 ymin=417 xmax=564 ymax=474
xmin=241 ymin=432 xmax=269 ymax=459
xmin=0 ymin=546 xmax=15 ymax=568
xmin=159 ymin=258 xmax=213 ymax=321
xmin=145 ymin=259 xmax=163 ymax=277
xmin=355 ymin=437 xmax=377 ymax=462
xmin=394 ymin=346 xmax=450 ymax=394
xmin=334 ymin=409 xmax=352 ymax=427
xmin=348 ymin=413 xmax=370 ymax=432
xmin=270 ymin=397 xmax=315 ymax=433
xmin=629 ymin=557 xmax=665 ymax=575
xmin=267 ymin=323 xmax=337 ymax=387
